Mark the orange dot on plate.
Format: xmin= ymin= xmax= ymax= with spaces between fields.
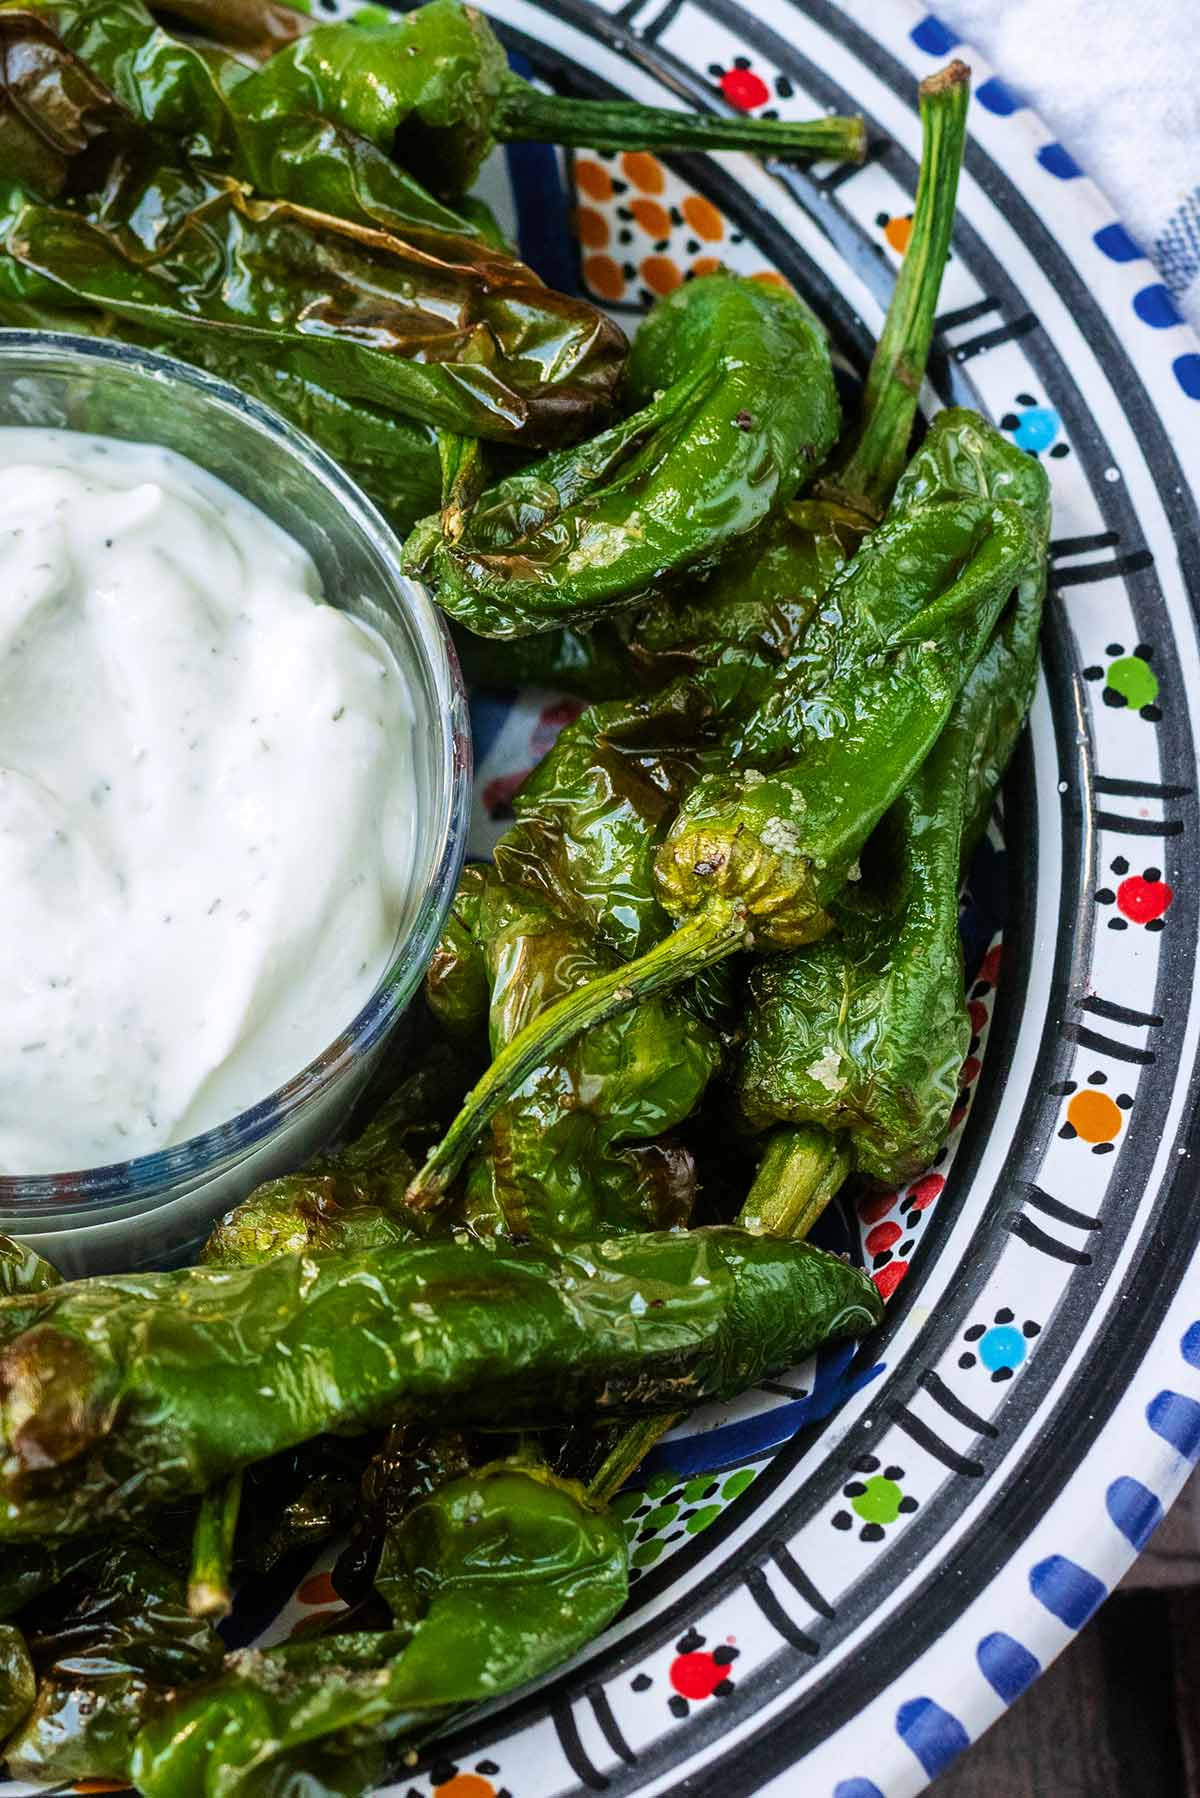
xmin=691 ymin=255 xmax=724 ymax=277
xmin=750 ymin=269 xmax=791 ymax=289
xmin=572 ymin=205 xmax=609 ymax=247
xmin=583 ymin=253 xmax=626 ymax=301
xmin=681 ymin=194 xmax=725 ymax=242
xmin=288 ymin=1607 xmax=340 ymax=1638
xmin=575 ymin=158 xmax=613 ymax=202
xmin=297 ymin=1569 xmax=339 ymax=1606
xmin=435 ymin=1777 xmax=497 ymax=1798
xmin=621 ymin=150 xmax=665 ymax=194
xmin=1066 ymin=1089 xmax=1124 ymax=1143
xmin=884 ymin=214 xmax=913 ymax=253
xmin=630 ymin=196 xmax=672 ymax=239
xmin=640 ymin=254 xmax=683 ymax=295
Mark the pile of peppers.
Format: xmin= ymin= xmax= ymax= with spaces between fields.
xmin=0 ymin=14 xmax=1053 ymax=1795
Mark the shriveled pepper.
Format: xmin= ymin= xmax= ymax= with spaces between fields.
xmin=131 ymin=1464 xmax=629 ymax=1798
xmin=405 ymin=272 xmax=841 ymax=635
xmin=148 ymin=0 xmax=866 ymax=200
xmin=407 ymin=410 xmax=1048 ymax=1204
xmin=1 ymin=1543 xmax=223 ymax=1786
xmin=0 ymin=1227 xmax=880 ymax=1539
xmin=0 ymin=2 xmax=629 ymax=447
xmin=737 ymin=511 xmax=1047 ymax=1181
xmin=460 ymin=62 xmax=971 ymax=703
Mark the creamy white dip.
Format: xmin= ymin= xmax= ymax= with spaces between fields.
xmin=0 ymin=428 xmax=416 ymax=1173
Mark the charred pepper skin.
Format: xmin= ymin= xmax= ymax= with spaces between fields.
xmin=0 ymin=1228 xmax=880 ymax=1540
xmin=405 ymin=273 xmax=841 ymax=637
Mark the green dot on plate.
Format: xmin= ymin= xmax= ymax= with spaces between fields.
xmin=1106 ymin=654 xmax=1159 ymax=711
xmin=646 ymin=1501 xmax=679 ymax=1531
xmin=685 ymin=1504 xmax=722 ymax=1535
xmin=684 ymin=1474 xmax=719 ymax=1505
xmin=632 ymin=1538 xmax=664 ymax=1567
xmin=610 ymin=1490 xmax=642 ymax=1520
xmin=850 ymin=1474 xmax=905 ymax=1526
xmin=646 ymin=1471 xmax=677 ymax=1500
xmin=721 ymin=1468 xmax=757 ymax=1501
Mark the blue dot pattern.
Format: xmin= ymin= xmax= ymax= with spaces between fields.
xmin=1028 ymin=1554 xmax=1106 ymax=1628
xmin=1146 ymin=1390 xmax=1200 ymax=1461
xmin=1037 ymin=143 xmax=1082 ymax=180
xmin=1093 ymin=222 xmax=1142 ymax=263
xmin=976 ymin=76 xmax=1022 ymax=116
xmin=895 ymin=1697 xmax=971 ymax=1778
xmin=1133 ymin=284 xmax=1184 ymax=329
xmin=1182 ymin=1322 xmax=1200 ymax=1368
xmin=1173 ymin=354 xmax=1200 ymax=399
xmin=978 ymin=1323 xmax=1028 ymax=1372
xmin=834 ymin=1782 xmax=885 ymax=1798
xmin=1105 ymin=1475 xmax=1163 ymax=1550
xmin=976 ymin=1632 xmax=1040 ymax=1703
xmin=909 ymin=15 xmax=959 ymax=55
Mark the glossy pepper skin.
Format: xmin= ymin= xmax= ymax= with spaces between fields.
xmin=407 ymin=413 xmax=1048 ymax=1204
xmin=405 ymin=273 xmax=841 ymax=636
xmin=147 ymin=0 xmax=866 ymax=202
xmin=462 ymin=876 xmax=717 ymax=1239
xmin=459 ymin=61 xmax=972 ymax=705
xmin=0 ymin=1228 xmax=881 ymax=1540
xmin=0 ymin=2 xmax=628 ymax=448
xmin=424 ymin=862 xmax=490 ymax=1037
xmin=131 ymin=1465 xmax=628 ymax=1798
xmin=1 ymin=1543 xmax=223 ymax=1785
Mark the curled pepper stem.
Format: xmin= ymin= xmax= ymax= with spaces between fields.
xmin=821 ymin=58 xmax=971 ymax=518
xmin=587 ymin=1124 xmax=851 ymax=1504
xmin=405 ymin=899 xmax=751 ymax=1210
xmin=494 ymin=81 xmax=867 ymax=165
xmin=188 ymin=1468 xmax=243 ymax=1622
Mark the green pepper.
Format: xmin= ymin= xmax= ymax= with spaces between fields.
xmin=0 ymin=3 xmax=629 ymax=447
xmin=459 ymin=62 xmax=971 ymax=704
xmin=1 ymin=1543 xmax=223 ymax=1786
xmin=147 ymin=0 xmax=866 ymax=201
xmin=0 ymin=1227 xmax=881 ymax=1539
xmin=462 ymin=875 xmax=718 ymax=1239
xmin=407 ymin=410 xmax=1048 ymax=1205
xmin=0 ymin=1621 xmax=34 ymax=1744
xmin=0 ymin=1236 xmax=60 ymax=1300
xmin=424 ymin=862 xmax=490 ymax=1037
xmin=405 ymin=271 xmax=841 ymax=636
xmin=132 ymin=1464 xmax=629 ymax=1798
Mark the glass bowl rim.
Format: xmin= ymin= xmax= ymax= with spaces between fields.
xmin=0 ymin=328 xmax=469 ymax=1216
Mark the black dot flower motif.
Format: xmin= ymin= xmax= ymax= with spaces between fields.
xmin=666 ymin=1627 xmax=739 ymax=1716
xmin=830 ymin=1454 xmax=918 ymax=1542
xmin=1081 ymin=642 xmax=1161 ymax=721
xmin=999 ymin=391 xmax=1070 ymax=459
xmin=1051 ymin=1075 xmax=1133 ymax=1154
xmin=958 ymin=1308 xmax=1041 ymax=1381
xmin=1094 ymin=855 xmax=1173 ymax=932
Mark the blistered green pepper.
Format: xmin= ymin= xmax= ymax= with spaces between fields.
xmin=407 ymin=411 xmax=1048 ymax=1205
xmin=405 ymin=272 xmax=841 ymax=636
xmin=0 ymin=1227 xmax=880 ymax=1539
xmin=424 ymin=862 xmax=490 ymax=1037
xmin=1 ymin=1544 xmax=223 ymax=1786
xmin=0 ymin=1622 xmax=34 ymax=1744
xmin=150 ymin=0 xmax=866 ymax=200
xmin=461 ymin=62 xmax=970 ymax=703
xmin=131 ymin=1464 xmax=629 ymax=1798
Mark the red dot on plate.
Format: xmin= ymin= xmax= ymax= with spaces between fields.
xmin=718 ymin=66 xmax=770 ymax=110
xmin=873 ymin=1260 xmax=909 ymax=1300
xmin=906 ymin=1172 xmax=945 ymax=1211
xmin=1116 ymin=874 xmax=1173 ymax=923
xmin=865 ymin=1220 xmax=903 ymax=1256
xmin=968 ymin=999 xmax=988 ymax=1035
xmin=979 ymin=944 xmax=1002 ymax=985
xmin=961 ymin=1055 xmax=982 ymax=1086
xmin=858 ymin=1189 xmax=898 ymax=1225
xmin=670 ymin=1651 xmax=727 ymax=1701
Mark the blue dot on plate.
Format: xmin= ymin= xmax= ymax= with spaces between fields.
xmin=909 ymin=15 xmax=960 ymax=54
xmin=834 ymin=1782 xmax=885 ymax=1798
xmin=977 ymin=1632 xmax=1040 ymax=1703
xmin=1009 ymin=407 xmax=1060 ymax=456
xmin=1093 ymin=222 xmax=1142 ymax=263
xmin=1037 ymin=143 xmax=1082 ymax=179
xmin=1106 ymin=1475 xmax=1163 ymax=1550
xmin=1173 ymin=354 xmax=1200 ymax=400
xmin=976 ymin=76 xmax=1022 ymax=115
xmin=1029 ymin=1555 xmax=1106 ymax=1628
xmin=978 ymin=1323 xmax=1029 ymax=1372
xmin=1182 ymin=1322 xmax=1200 ymax=1368
xmin=1133 ymin=284 xmax=1183 ymax=329
xmin=896 ymin=1697 xmax=971 ymax=1778
xmin=1146 ymin=1389 xmax=1200 ymax=1461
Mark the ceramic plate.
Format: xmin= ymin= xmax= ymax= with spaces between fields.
xmin=9 ymin=1 xmax=1200 ymax=1794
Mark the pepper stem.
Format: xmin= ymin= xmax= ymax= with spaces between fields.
xmin=820 ymin=59 xmax=971 ymax=518
xmin=494 ymin=79 xmax=866 ymax=166
xmin=405 ymin=899 xmax=750 ymax=1211
xmin=187 ymin=1468 xmax=243 ymax=1622
xmin=586 ymin=1124 xmax=850 ymax=1503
